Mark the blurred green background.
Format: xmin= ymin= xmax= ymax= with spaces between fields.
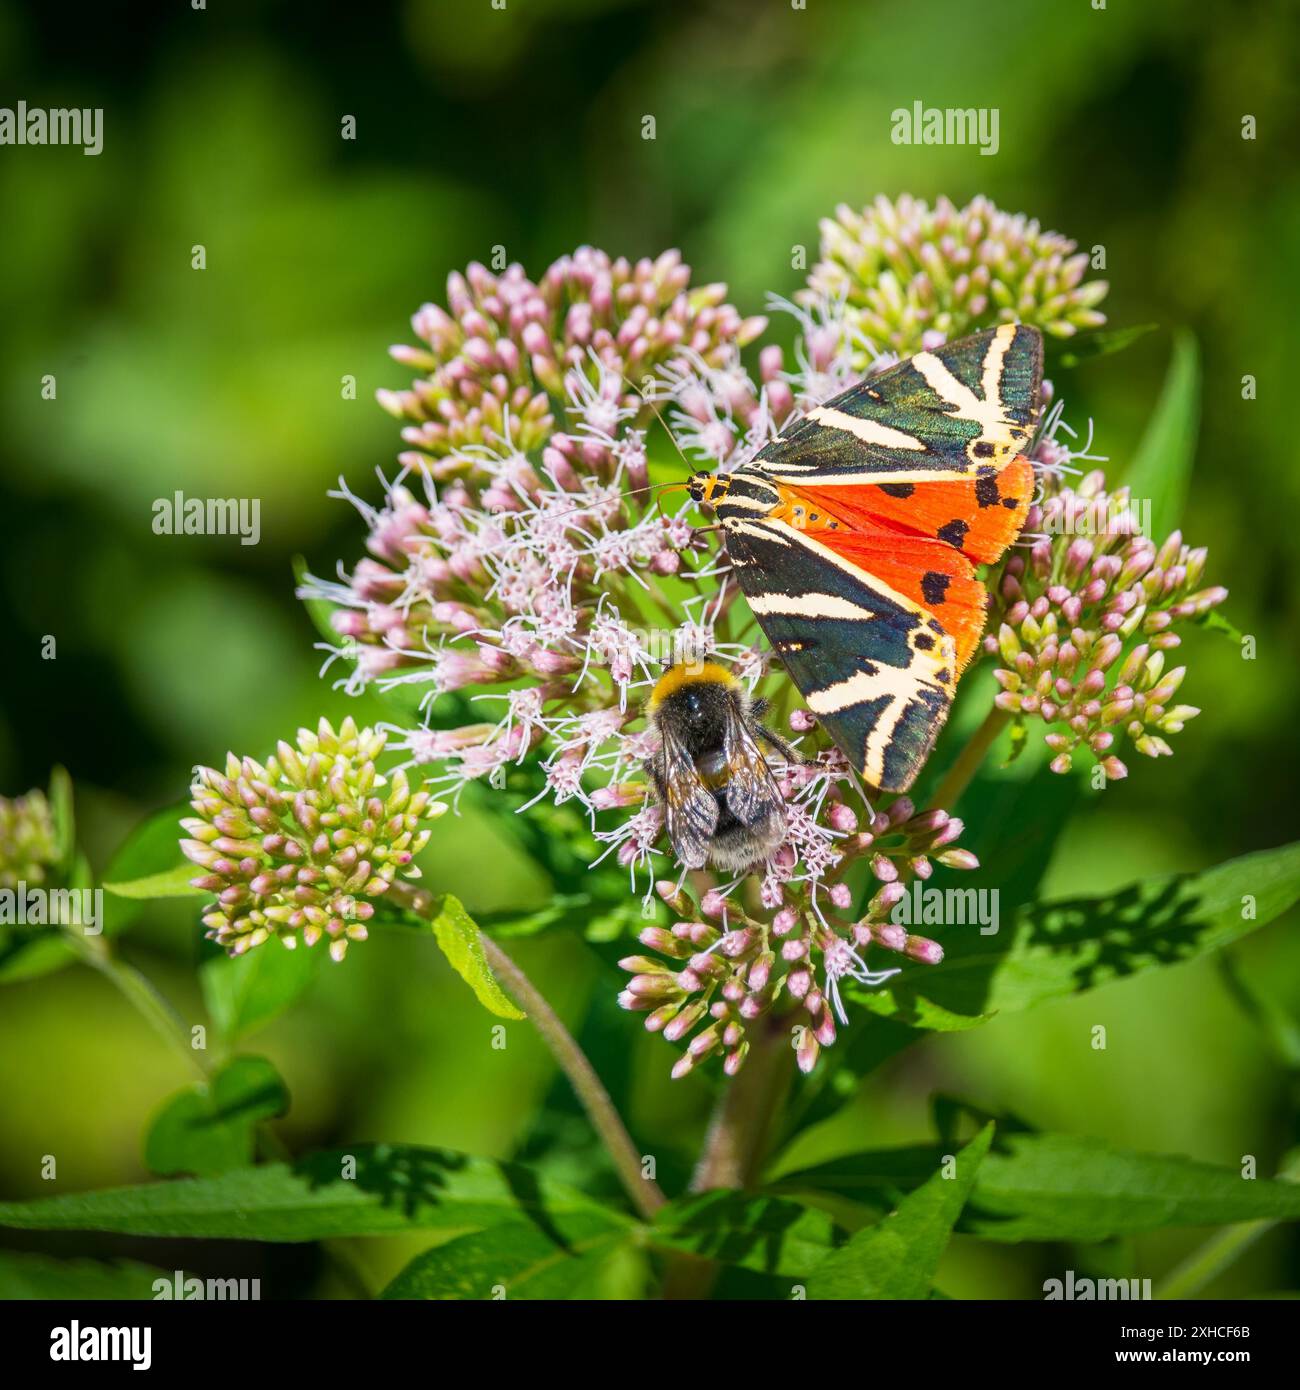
xmin=1 ymin=0 xmax=1298 ymax=1297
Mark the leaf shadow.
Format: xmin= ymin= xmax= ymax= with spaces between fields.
xmin=911 ymin=873 xmax=1210 ymax=1019
xmin=657 ymin=1193 xmax=826 ymax=1275
xmin=185 ymin=1078 xmax=287 ymax=1134
xmin=292 ymin=1144 xmax=469 ymax=1221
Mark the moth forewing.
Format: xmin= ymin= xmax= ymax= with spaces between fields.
xmin=696 ymin=324 xmax=1044 ymax=794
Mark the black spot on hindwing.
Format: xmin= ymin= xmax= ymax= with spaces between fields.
xmin=974 ymin=474 xmax=1000 ymax=508
xmin=921 ymin=571 xmax=950 ymax=606
xmin=936 ymin=518 xmax=969 ymax=548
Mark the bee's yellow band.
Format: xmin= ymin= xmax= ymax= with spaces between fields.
xmin=648 ymin=662 xmax=739 ymax=708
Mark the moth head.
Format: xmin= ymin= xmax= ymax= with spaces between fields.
xmin=687 ymin=470 xmax=729 ymax=507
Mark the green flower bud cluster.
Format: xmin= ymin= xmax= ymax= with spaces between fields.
xmin=181 ymin=719 xmax=445 ymax=961
xmin=0 ymin=789 xmax=58 ymax=890
xmin=989 ymin=472 xmax=1227 ymax=779
xmin=806 ymin=194 xmax=1109 ymax=359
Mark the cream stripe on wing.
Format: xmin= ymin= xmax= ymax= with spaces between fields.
xmin=804 ymin=406 xmax=927 ymax=451
xmin=730 ymin=517 xmax=932 ymax=623
xmin=981 ymin=322 xmax=1015 ymax=404
xmin=911 ymin=323 xmax=1019 ymax=443
xmin=715 ymin=493 xmax=778 ymax=514
xmin=806 ymin=663 xmax=931 ymax=714
xmin=746 ymin=590 xmax=876 ymax=621
xmin=805 ymin=666 xmax=943 ymax=787
xmin=730 ymin=517 xmax=958 ymax=682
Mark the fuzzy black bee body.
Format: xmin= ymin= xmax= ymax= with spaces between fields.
xmin=645 ymin=663 xmax=794 ymax=873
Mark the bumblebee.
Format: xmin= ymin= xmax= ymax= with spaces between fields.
xmin=645 ymin=662 xmax=796 ymax=873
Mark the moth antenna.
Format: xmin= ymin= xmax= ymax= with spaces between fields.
xmin=619 ymin=367 xmax=698 ymax=473
xmin=514 ymin=478 xmax=688 ymax=529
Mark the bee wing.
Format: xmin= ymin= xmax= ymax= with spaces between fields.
xmin=654 ymin=727 xmax=719 ymax=871
xmin=721 ymin=705 xmax=786 ymax=829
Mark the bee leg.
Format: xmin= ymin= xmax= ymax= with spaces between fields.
xmin=755 ymin=724 xmax=803 ymax=764
xmin=645 ymin=755 xmax=669 ymax=804
xmin=750 ymin=696 xmax=770 ymax=717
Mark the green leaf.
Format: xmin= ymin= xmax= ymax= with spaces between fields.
xmin=650 ymin=1192 xmax=837 ymax=1277
xmin=429 ymin=894 xmax=524 ymax=1020
xmin=200 ymin=938 xmax=320 ymax=1042
xmin=48 ymin=765 xmax=76 ymax=874
xmin=1051 ymin=323 xmax=1157 ymax=370
xmin=790 ymin=763 xmax=1081 ymax=1131
xmin=846 ymin=988 xmax=992 ymax=1033
xmin=851 ymin=842 xmax=1300 ymax=1028
xmin=0 ymin=930 xmax=76 ymax=984
xmin=779 ymin=1132 xmax=1300 ymax=1243
xmin=104 ymin=864 xmax=206 ymax=899
xmin=1217 ymin=952 xmax=1300 ymax=1069
xmin=381 ymin=1210 xmax=641 ymax=1299
xmin=1124 ymin=329 xmax=1200 ymax=538
xmin=100 ymin=801 xmax=196 ymax=934
xmin=1003 ymin=716 xmax=1029 ymax=767
xmin=804 ymin=1125 xmax=992 ymax=1299
xmin=292 ymin=553 xmax=343 ymax=645
xmin=0 ymin=1143 xmax=621 ymax=1241
xmin=966 ymin=1133 xmax=1300 ymax=1242
xmin=102 ymin=801 xmax=192 ymax=881
xmin=773 ymin=1145 xmax=963 ymax=1221
xmin=145 ymin=1056 xmax=290 ymax=1177
xmin=0 ymin=1250 xmax=177 ymax=1300
xmin=1199 ymin=608 xmax=1245 ymax=644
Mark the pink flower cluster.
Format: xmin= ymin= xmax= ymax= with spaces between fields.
xmin=298 ymin=199 xmax=1129 ymax=1073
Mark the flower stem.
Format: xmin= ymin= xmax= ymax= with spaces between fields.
xmin=1154 ymin=1151 xmax=1300 ymax=1299
xmin=67 ymin=933 xmax=210 ymax=1081
xmin=690 ymin=1013 xmax=793 ymax=1192
xmin=679 ymin=702 xmax=1012 ymax=1239
xmin=1153 ymin=1219 xmax=1274 ymax=1300
xmin=927 ymin=705 xmax=1012 ymax=812
xmin=660 ymin=1014 xmax=793 ymax=1299
xmin=479 ymin=933 xmax=666 ymax=1220
xmin=387 ymin=881 xmax=665 ymax=1222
